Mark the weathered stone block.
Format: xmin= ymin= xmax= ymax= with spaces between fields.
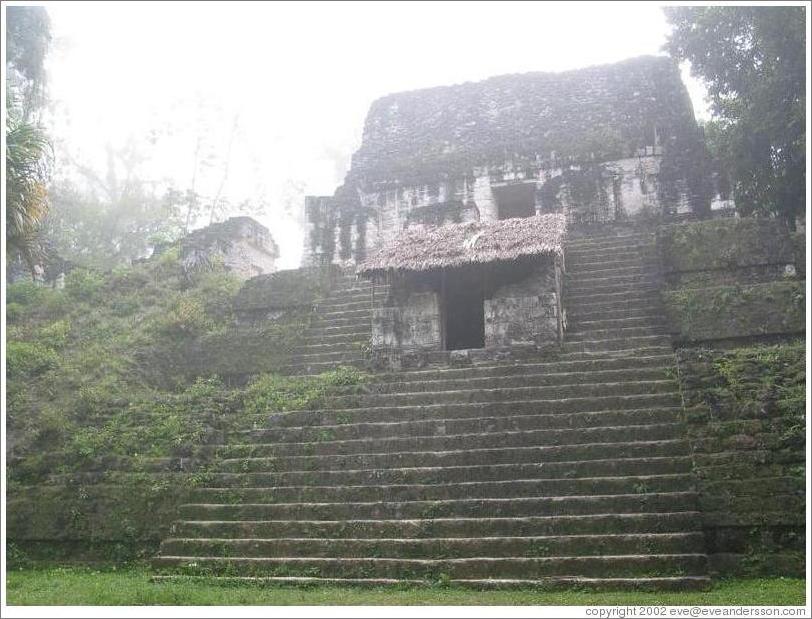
xmin=484 ymin=293 xmax=560 ymax=348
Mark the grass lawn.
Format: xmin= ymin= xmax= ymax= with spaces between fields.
xmin=4 ymin=567 xmax=807 ymax=606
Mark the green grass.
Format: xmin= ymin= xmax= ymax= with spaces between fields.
xmin=4 ymin=567 xmax=806 ymax=606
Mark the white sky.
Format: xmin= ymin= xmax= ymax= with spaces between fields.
xmin=39 ymin=1 xmax=711 ymax=268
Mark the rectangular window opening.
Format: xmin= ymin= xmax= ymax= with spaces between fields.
xmin=493 ymin=182 xmax=537 ymax=220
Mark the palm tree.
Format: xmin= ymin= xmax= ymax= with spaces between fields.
xmin=6 ymin=92 xmax=51 ymax=272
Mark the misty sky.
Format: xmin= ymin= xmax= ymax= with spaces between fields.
xmin=40 ymin=1 xmax=711 ymax=268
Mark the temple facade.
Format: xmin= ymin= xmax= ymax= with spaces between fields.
xmin=302 ymin=55 xmax=715 ymax=268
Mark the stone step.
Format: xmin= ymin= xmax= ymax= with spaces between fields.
xmin=567 ymin=235 xmax=654 ymax=249
xmin=235 ymin=407 xmax=682 ymax=444
xmin=566 ymin=271 xmax=660 ymax=286
xmin=171 ymin=510 xmax=702 ymax=539
xmin=189 ymin=474 xmax=695 ymax=504
xmin=294 ymin=340 xmax=369 ymax=354
xmin=308 ymin=316 xmax=372 ymax=329
xmin=303 ymin=331 xmax=371 ymax=346
xmin=557 ymin=347 xmax=674 ymax=361
xmin=311 ymin=308 xmax=372 ymax=321
xmin=566 ymin=326 xmax=668 ymax=342
xmin=281 ymin=360 xmax=366 ymax=376
xmin=176 ymin=491 xmax=699 ymax=521
xmin=160 ymin=531 xmax=705 ymax=560
xmin=565 ymin=258 xmax=653 ymax=273
xmin=564 ymin=243 xmax=657 ymax=264
xmin=347 ymin=367 xmax=672 ymax=394
xmin=202 ymin=455 xmax=695 ymax=488
xmin=153 ymin=553 xmax=708 ymax=580
xmin=222 ymin=422 xmax=686 ymax=457
xmin=149 ymin=574 xmax=711 ymax=591
xmin=566 ymin=288 xmax=661 ymax=305
xmin=565 ymin=262 xmax=655 ymax=276
xmin=315 ymin=299 xmax=373 ymax=312
xmin=288 ymin=349 xmax=366 ymax=363
xmin=566 ymin=300 xmax=663 ymax=317
xmin=304 ymin=324 xmax=372 ymax=338
xmin=566 ymin=316 xmax=668 ymax=332
xmin=367 ymin=355 xmax=675 ymax=383
xmin=566 ymin=281 xmax=661 ymax=296
xmin=217 ymin=438 xmax=690 ymax=473
xmin=566 ymin=255 xmax=656 ymax=269
xmin=324 ymin=380 xmax=677 ymax=409
xmin=567 ymin=306 xmax=665 ymax=323
xmin=257 ymin=392 xmax=683 ymax=427
xmin=562 ymin=335 xmax=673 ymax=354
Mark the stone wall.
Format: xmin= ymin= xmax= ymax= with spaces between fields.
xmin=371 ymin=274 xmax=443 ymax=370
xmin=484 ymin=256 xmax=563 ymax=348
xmin=657 ymin=217 xmax=806 ymax=576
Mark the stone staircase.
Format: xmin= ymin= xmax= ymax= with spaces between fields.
xmin=284 ymin=271 xmax=385 ymax=375
xmin=152 ymin=228 xmax=710 ymax=590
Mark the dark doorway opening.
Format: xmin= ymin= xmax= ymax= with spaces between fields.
xmin=443 ymin=270 xmax=485 ymax=350
xmin=493 ymin=182 xmax=537 ymax=220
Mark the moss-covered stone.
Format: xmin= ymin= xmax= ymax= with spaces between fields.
xmin=657 ymin=218 xmax=796 ymax=276
xmin=234 ymin=266 xmax=334 ymax=314
xmin=663 ymin=281 xmax=804 ymax=343
xmin=675 ymin=342 xmax=805 ymax=576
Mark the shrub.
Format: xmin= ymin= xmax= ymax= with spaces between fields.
xmin=6 ymin=302 xmax=24 ymax=322
xmin=65 ymin=269 xmax=105 ymax=302
xmin=7 ymin=341 xmax=59 ymax=378
xmin=155 ymin=295 xmax=211 ymax=338
xmin=187 ymin=270 xmax=242 ymax=325
xmin=243 ymin=374 xmax=323 ymax=415
xmin=35 ymin=320 xmax=71 ymax=349
xmin=243 ymin=367 xmax=366 ymax=416
xmin=7 ymin=281 xmax=45 ymax=306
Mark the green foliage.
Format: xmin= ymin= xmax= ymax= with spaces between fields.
xmin=664 ymin=7 xmax=805 ymax=221
xmin=3 ymin=569 xmax=807 ymax=606
xmin=64 ymin=269 xmax=105 ymax=301
xmin=7 ymin=340 xmax=59 ymax=378
xmin=31 ymin=319 xmax=71 ymax=349
xmin=7 ymin=280 xmax=69 ymax=319
xmin=155 ymin=295 xmax=211 ymax=338
xmin=243 ymin=367 xmax=366 ymax=416
xmin=6 ymin=302 xmax=25 ymax=322
xmin=43 ymin=155 xmax=185 ymax=270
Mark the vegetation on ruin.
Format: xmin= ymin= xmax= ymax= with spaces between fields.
xmin=4 ymin=568 xmax=806 ymax=606
xmin=6 ymin=241 xmax=369 ymax=561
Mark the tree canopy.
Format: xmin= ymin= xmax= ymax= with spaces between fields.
xmin=6 ymin=5 xmax=52 ymax=118
xmin=664 ymin=6 xmax=806 ymax=222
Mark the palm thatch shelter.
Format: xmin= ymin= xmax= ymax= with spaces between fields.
xmin=358 ymin=215 xmax=567 ymax=368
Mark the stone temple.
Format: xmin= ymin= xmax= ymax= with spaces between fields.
xmin=301 ymin=55 xmax=716 ymax=370
xmin=49 ymin=55 xmax=805 ymax=589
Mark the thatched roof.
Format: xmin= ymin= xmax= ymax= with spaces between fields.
xmin=357 ymin=214 xmax=566 ymax=276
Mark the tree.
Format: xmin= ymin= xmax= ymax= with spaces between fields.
xmin=6 ymin=94 xmax=52 ymax=271
xmin=45 ymin=139 xmax=186 ymax=268
xmin=6 ymin=6 xmax=52 ymax=272
xmin=664 ymin=6 xmax=806 ymax=222
xmin=6 ymin=5 xmax=51 ymax=119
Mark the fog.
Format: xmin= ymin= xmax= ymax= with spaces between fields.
xmin=42 ymin=1 xmax=710 ymax=268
